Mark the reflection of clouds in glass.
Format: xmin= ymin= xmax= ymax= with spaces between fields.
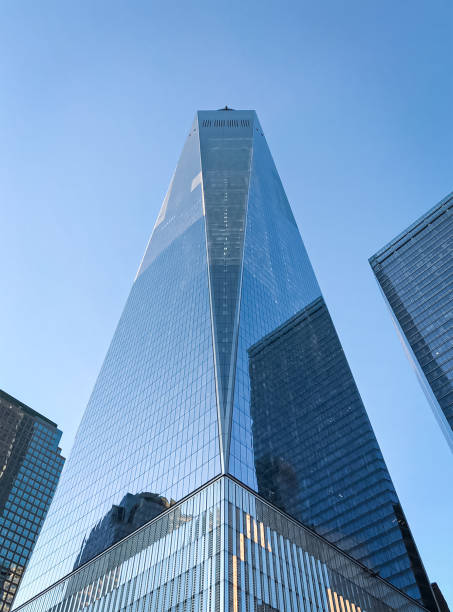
xmin=137 ymin=119 xmax=203 ymax=277
xmin=190 ymin=171 xmax=202 ymax=192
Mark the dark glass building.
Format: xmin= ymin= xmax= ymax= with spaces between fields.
xmin=248 ymin=295 xmax=434 ymax=603
xmin=14 ymin=110 xmax=437 ymax=611
xmin=431 ymin=583 xmax=451 ymax=612
xmin=0 ymin=390 xmax=64 ymax=611
xmin=370 ymin=193 xmax=453 ymax=452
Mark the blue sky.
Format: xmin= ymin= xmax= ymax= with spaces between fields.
xmin=1 ymin=0 xmax=452 ymax=602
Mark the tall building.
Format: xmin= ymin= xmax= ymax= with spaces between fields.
xmin=14 ymin=110 xmax=437 ymax=611
xmin=247 ymin=295 xmax=433 ymax=598
xmin=370 ymin=193 xmax=453 ymax=452
xmin=0 ymin=390 xmax=64 ymax=611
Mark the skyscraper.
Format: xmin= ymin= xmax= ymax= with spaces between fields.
xmin=14 ymin=110 xmax=436 ymax=611
xmin=0 ymin=390 xmax=64 ymax=611
xmin=246 ymin=296 xmax=433 ymax=598
xmin=370 ymin=193 xmax=453 ymax=452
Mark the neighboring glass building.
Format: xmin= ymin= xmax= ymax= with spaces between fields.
xmin=0 ymin=390 xmax=64 ymax=611
xmin=14 ymin=110 xmax=437 ymax=611
xmin=370 ymin=193 xmax=453 ymax=452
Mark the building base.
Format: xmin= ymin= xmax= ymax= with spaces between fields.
xmin=14 ymin=476 xmax=428 ymax=611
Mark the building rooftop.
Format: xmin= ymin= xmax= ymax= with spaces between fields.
xmin=0 ymin=388 xmax=59 ymax=429
xmin=370 ymin=191 xmax=453 ymax=264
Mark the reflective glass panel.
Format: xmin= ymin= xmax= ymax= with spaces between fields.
xmin=370 ymin=193 xmax=453 ymax=452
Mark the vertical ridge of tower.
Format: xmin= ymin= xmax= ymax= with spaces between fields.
xmin=198 ymin=109 xmax=255 ymax=470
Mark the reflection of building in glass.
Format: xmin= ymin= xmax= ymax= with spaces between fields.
xmin=15 ymin=110 xmax=439 ymax=611
xmin=370 ymin=193 xmax=453 ymax=451
xmin=0 ymin=390 xmax=64 ymax=611
xmin=73 ymin=492 xmax=173 ymax=568
xmin=61 ymin=491 xmax=189 ymax=605
xmin=248 ymin=297 xmax=435 ymax=605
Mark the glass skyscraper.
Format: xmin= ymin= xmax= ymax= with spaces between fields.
xmin=14 ymin=110 xmax=437 ymax=611
xmin=370 ymin=193 xmax=453 ymax=452
xmin=0 ymin=390 xmax=64 ymax=611
xmin=246 ymin=296 xmax=433 ymax=598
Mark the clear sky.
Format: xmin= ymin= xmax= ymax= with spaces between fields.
xmin=1 ymin=0 xmax=452 ymax=603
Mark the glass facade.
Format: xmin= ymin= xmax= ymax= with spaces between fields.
xmin=0 ymin=390 xmax=64 ymax=611
xmin=247 ymin=298 xmax=434 ymax=604
xmin=14 ymin=477 xmax=428 ymax=612
xmin=370 ymin=193 xmax=453 ymax=452
xmin=16 ymin=116 xmax=222 ymax=602
xmin=14 ymin=110 xmax=436 ymax=610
